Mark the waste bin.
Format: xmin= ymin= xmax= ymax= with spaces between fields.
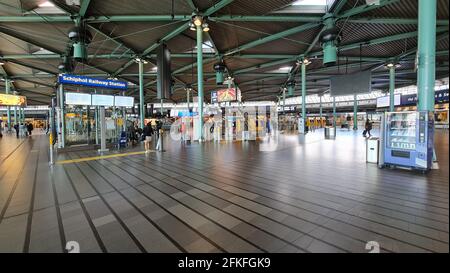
xmin=324 ymin=126 xmax=336 ymax=139
xmin=366 ymin=137 xmax=380 ymax=163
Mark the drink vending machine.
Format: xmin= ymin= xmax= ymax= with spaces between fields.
xmin=381 ymin=111 xmax=434 ymax=171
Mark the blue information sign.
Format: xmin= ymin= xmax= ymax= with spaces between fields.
xmin=58 ymin=74 xmax=127 ymax=90
xmin=400 ymin=90 xmax=449 ymax=106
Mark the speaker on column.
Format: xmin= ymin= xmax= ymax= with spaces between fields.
xmin=157 ymin=43 xmax=172 ymax=99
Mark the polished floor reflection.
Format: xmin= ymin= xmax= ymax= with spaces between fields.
xmin=0 ymin=129 xmax=448 ymax=253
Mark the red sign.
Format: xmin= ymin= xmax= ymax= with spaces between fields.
xmin=217 ymin=88 xmax=236 ymax=102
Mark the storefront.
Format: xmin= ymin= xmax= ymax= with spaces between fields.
xmin=56 ymin=74 xmax=134 ymax=148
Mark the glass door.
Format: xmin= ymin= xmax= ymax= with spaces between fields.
xmin=65 ymin=105 xmax=96 ymax=146
xmin=386 ymin=112 xmax=417 ymax=150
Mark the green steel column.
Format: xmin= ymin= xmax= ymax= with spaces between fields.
xmin=138 ymin=60 xmax=145 ymax=129
xmin=18 ymin=107 xmax=22 ymax=123
xmin=186 ymin=89 xmax=190 ymax=110
xmin=14 ymin=106 xmax=17 ymax=125
xmin=59 ymin=84 xmax=65 ymax=147
xmin=389 ymin=66 xmax=396 ymax=112
xmin=417 ymin=0 xmax=437 ymax=111
xmin=301 ymin=62 xmax=306 ymax=132
xmin=319 ymin=95 xmax=322 ymax=126
xmin=332 ymin=96 xmax=336 ymax=127
xmin=196 ymin=24 xmax=204 ymax=141
xmin=353 ymin=94 xmax=358 ymax=130
xmin=282 ymin=88 xmax=286 ymax=114
xmin=5 ymin=79 xmax=11 ymax=131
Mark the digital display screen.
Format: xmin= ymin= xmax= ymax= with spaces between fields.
xmin=0 ymin=94 xmax=27 ymax=107
xmin=92 ymin=94 xmax=114 ymax=106
xmin=114 ymin=96 xmax=134 ymax=107
xmin=65 ymin=92 xmax=91 ymax=105
xmin=216 ymin=88 xmax=237 ymax=102
xmin=376 ymin=94 xmax=400 ymax=108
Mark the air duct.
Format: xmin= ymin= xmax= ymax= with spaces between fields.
xmin=67 ymin=25 xmax=92 ymax=61
xmin=286 ymin=80 xmax=295 ymax=97
xmin=214 ymin=62 xmax=226 ymax=85
xmin=320 ymin=14 xmax=341 ymax=67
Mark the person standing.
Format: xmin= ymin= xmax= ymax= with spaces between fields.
xmin=243 ymin=112 xmax=249 ymax=141
xmin=363 ymin=119 xmax=372 ymax=138
xmin=27 ymin=122 xmax=33 ymax=136
xmin=14 ymin=123 xmax=19 ymax=138
xmin=143 ymin=122 xmax=154 ymax=153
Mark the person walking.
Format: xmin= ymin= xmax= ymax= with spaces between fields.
xmin=27 ymin=122 xmax=33 ymax=136
xmin=243 ymin=112 xmax=249 ymax=141
xmin=363 ymin=119 xmax=372 ymax=138
xmin=143 ymin=122 xmax=154 ymax=153
xmin=14 ymin=123 xmax=19 ymax=138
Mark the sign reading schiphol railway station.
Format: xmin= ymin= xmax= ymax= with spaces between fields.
xmin=0 ymin=93 xmax=27 ymax=107
xmin=58 ymin=74 xmax=128 ymax=90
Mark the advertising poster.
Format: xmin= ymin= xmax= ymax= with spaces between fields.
xmin=0 ymin=94 xmax=27 ymax=107
xmin=217 ymin=88 xmax=237 ymax=102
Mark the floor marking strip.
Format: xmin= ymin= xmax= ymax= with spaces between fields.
xmin=56 ymin=150 xmax=155 ymax=164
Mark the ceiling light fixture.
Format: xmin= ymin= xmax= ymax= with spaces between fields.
xmin=302 ymin=58 xmax=312 ymax=66
xmin=135 ymin=57 xmax=148 ymax=64
xmin=202 ymin=22 xmax=210 ymax=32
xmin=190 ymin=15 xmax=210 ymax=32
xmin=38 ymin=1 xmax=55 ymax=7
xmin=385 ymin=62 xmax=400 ymax=69
xmin=189 ymin=22 xmax=196 ymax=31
xmin=193 ymin=16 xmax=203 ymax=26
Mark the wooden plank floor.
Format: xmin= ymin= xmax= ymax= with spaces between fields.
xmin=0 ymin=129 xmax=448 ymax=253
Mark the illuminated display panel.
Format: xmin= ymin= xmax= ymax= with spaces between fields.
xmin=0 ymin=94 xmax=27 ymax=107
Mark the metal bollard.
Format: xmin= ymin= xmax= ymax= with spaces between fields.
xmin=49 ymin=133 xmax=54 ymax=165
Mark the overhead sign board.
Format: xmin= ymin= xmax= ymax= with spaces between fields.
xmin=65 ymin=92 xmax=91 ymax=105
xmin=376 ymin=94 xmax=401 ymax=108
xmin=211 ymin=91 xmax=218 ymax=103
xmin=58 ymin=74 xmax=127 ymax=90
xmin=114 ymin=96 xmax=134 ymax=107
xmin=216 ymin=88 xmax=237 ymax=102
xmin=92 ymin=94 xmax=114 ymax=106
xmin=0 ymin=94 xmax=27 ymax=107
xmin=400 ymin=90 xmax=449 ymax=106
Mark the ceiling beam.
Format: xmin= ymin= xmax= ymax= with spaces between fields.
xmin=1 ymin=14 xmax=448 ymax=26
xmin=222 ymin=22 xmax=320 ymax=56
xmin=332 ymin=0 xmax=348 ymax=14
xmin=111 ymin=0 xmax=235 ymax=77
xmin=79 ymin=0 xmax=92 ymax=17
xmin=7 ymin=59 xmax=58 ymax=75
xmin=209 ymin=15 xmax=322 ymax=23
xmin=337 ymin=0 xmax=401 ymax=18
xmin=234 ymin=27 xmax=449 ymax=85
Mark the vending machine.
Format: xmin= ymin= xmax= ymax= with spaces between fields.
xmin=383 ymin=111 xmax=434 ymax=171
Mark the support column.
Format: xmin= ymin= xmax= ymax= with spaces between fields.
xmin=319 ymin=95 xmax=323 ymax=127
xmin=186 ymin=88 xmax=190 ymax=111
xmin=122 ymin=91 xmax=127 ymax=132
xmin=98 ymin=106 xmax=108 ymax=153
xmin=282 ymin=88 xmax=286 ymax=114
xmin=332 ymin=96 xmax=336 ymax=127
xmin=353 ymin=94 xmax=358 ymax=130
xmin=417 ymin=0 xmax=437 ymax=111
xmin=301 ymin=61 xmax=306 ymax=133
xmin=196 ymin=24 xmax=204 ymax=141
xmin=17 ymin=106 xmax=21 ymax=123
xmin=138 ymin=60 xmax=145 ymax=129
xmin=5 ymin=79 xmax=12 ymax=131
xmin=59 ymin=84 xmax=65 ymax=148
xmin=389 ymin=65 xmax=396 ymax=112
xmin=13 ymin=106 xmax=17 ymax=125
